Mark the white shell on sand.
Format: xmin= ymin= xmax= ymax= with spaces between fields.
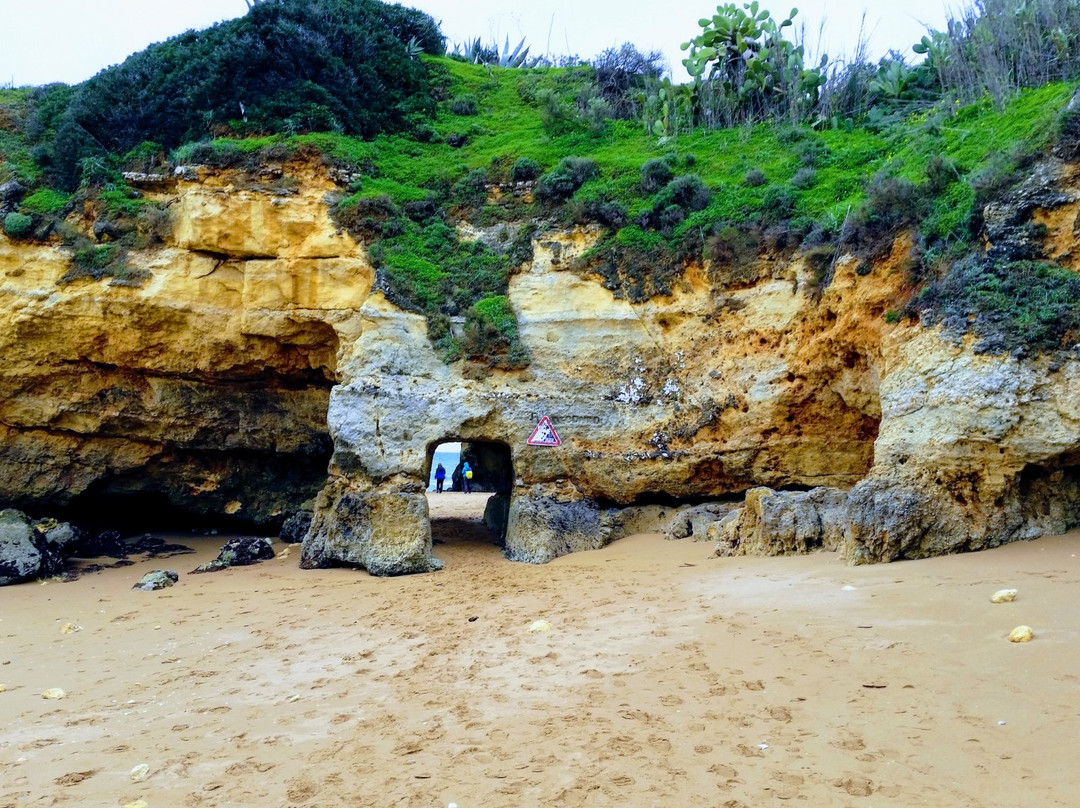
xmin=60 ymin=622 xmax=80 ymax=634
xmin=0 ymin=683 xmax=6 ymax=693
xmin=123 ymin=800 xmax=149 ymax=808
xmin=991 ymin=589 xmax=1018 ymax=603
xmin=1008 ymin=626 xmax=1034 ymax=642
xmin=528 ymin=620 xmax=551 ymax=633
xmin=130 ymin=763 xmax=150 ymax=782
xmin=42 ymin=687 xmax=65 ymax=699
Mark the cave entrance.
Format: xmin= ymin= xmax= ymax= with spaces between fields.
xmin=1018 ymin=460 xmax=1080 ymax=536
xmin=424 ymin=439 xmax=514 ymax=553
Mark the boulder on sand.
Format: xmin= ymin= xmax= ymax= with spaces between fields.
xmin=192 ymin=536 xmax=275 ymax=573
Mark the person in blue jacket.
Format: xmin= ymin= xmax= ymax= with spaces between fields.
xmin=462 ymin=461 xmax=473 ymax=493
xmin=434 ymin=463 xmax=446 ymax=493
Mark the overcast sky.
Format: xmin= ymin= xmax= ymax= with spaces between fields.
xmin=0 ymin=0 xmax=954 ymax=88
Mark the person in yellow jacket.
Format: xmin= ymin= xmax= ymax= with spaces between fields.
xmin=462 ymin=461 xmax=473 ymax=494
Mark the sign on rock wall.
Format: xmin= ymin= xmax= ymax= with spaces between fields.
xmin=527 ymin=416 xmax=561 ymax=447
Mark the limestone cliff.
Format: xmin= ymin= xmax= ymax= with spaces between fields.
xmin=3 ymin=153 xmax=1080 ymax=573
xmin=0 ymin=161 xmax=367 ymax=527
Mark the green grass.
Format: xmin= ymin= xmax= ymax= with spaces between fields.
xmin=20 ymin=188 xmax=72 ymax=215
xmin=5 ymin=57 xmax=1077 ymax=362
xmin=158 ymin=61 xmax=1074 ymax=252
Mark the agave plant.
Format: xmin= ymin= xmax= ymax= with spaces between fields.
xmin=451 ymin=35 xmax=536 ymax=68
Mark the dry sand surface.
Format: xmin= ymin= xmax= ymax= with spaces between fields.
xmin=1 ymin=491 xmax=1079 ymax=807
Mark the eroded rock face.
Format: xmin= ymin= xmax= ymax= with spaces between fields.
xmin=305 ymin=222 xmax=905 ymax=572
xmin=7 ymin=153 xmax=1080 ymax=572
xmin=840 ymin=329 xmax=1080 ymax=563
xmin=300 ymin=481 xmax=440 ymax=576
xmin=713 ymin=486 xmax=849 ymax=558
xmin=0 ymin=161 xmax=365 ymax=528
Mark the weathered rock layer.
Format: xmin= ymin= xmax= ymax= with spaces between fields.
xmin=4 ymin=154 xmax=1080 ymax=574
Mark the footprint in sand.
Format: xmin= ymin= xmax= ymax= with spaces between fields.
xmin=835 ymin=774 xmax=875 ymax=796
xmin=708 ymin=763 xmax=739 ymax=779
xmin=607 ymin=736 xmax=642 ymax=755
xmin=647 ymin=735 xmax=672 ymax=752
xmin=767 ymin=706 xmax=792 ymax=723
xmin=195 ymin=705 xmax=231 ymax=715
xmin=770 ymin=771 xmax=805 ymax=799
xmin=285 ymin=775 xmax=320 ymax=802
xmin=831 ymin=729 xmax=866 ymax=751
xmin=735 ymin=743 xmax=766 ymax=758
xmin=53 ymin=769 xmax=98 ymax=786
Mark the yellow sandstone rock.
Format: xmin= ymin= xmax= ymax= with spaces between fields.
xmin=1008 ymin=626 xmax=1034 ymax=643
xmin=41 ymin=687 xmax=66 ymax=699
xmin=991 ymin=589 xmax=1018 ymax=603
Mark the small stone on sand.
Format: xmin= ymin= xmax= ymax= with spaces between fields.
xmin=42 ymin=687 xmax=65 ymax=699
xmin=528 ymin=620 xmax=551 ymax=633
xmin=0 ymin=683 xmax=6 ymax=693
xmin=991 ymin=589 xmax=1018 ymax=603
xmin=123 ymin=800 xmax=149 ymax=808
xmin=60 ymin=622 xmax=80 ymax=634
xmin=1008 ymin=625 xmax=1034 ymax=642
xmin=130 ymin=763 xmax=150 ymax=782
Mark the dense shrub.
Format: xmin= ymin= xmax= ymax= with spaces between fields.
xmin=510 ymin=157 xmax=542 ymax=182
xmin=790 ymin=167 xmax=817 ymax=189
xmin=450 ymin=95 xmax=479 ymax=116
xmin=909 ymin=257 xmax=1080 ymax=353
xmin=3 ymin=211 xmax=33 ymax=238
xmin=535 ymin=157 xmax=599 ymax=202
xmin=847 ymin=173 xmax=926 ymax=245
xmin=743 ymin=168 xmax=767 ymax=187
xmin=51 ymin=0 xmax=443 ymax=187
xmin=761 ymin=185 xmax=796 ymax=224
xmin=460 ymin=295 xmax=529 ymax=368
xmin=591 ymin=43 xmax=665 ymax=119
xmin=451 ymin=168 xmax=489 ymax=207
xmin=652 ymin=174 xmax=711 ymax=213
xmin=639 ymin=157 xmax=675 ymax=192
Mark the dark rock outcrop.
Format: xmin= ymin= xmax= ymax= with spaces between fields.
xmin=0 ymin=509 xmax=82 ymax=585
xmin=279 ymin=511 xmax=313 ymax=544
xmin=192 ymin=536 xmax=275 ymax=573
xmin=133 ymin=569 xmax=179 ymax=590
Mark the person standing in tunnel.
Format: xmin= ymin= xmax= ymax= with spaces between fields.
xmin=462 ymin=461 xmax=473 ymax=494
xmin=434 ymin=462 xmax=446 ymax=493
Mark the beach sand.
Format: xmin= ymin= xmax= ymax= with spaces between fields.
xmin=1 ymin=491 xmax=1078 ymax=807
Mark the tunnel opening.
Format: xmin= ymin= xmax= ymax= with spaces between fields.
xmin=424 ymin=438 xmax=514 ymax=552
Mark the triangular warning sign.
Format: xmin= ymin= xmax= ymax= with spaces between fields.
xmin=527 ymin=415 xmax=562 ymax=447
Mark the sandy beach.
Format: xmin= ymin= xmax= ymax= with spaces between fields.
xmin=1 ymin=492 xmax=1078 ymax=807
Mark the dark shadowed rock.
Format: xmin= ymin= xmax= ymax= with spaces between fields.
xmin=0 ymin=181 xmax=24 ymax=203
xmin=192 ymin=536 xmax=275 ymax=573
xmin=279 ymin=511 xmax=313 ymax=544
xmin=0 ymin=509 xmax=42 ymax=585
xmin=133 ymin=569 xmax=179 ymax=590
xmin=71 ymin=530 xmax=128 ymax=559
